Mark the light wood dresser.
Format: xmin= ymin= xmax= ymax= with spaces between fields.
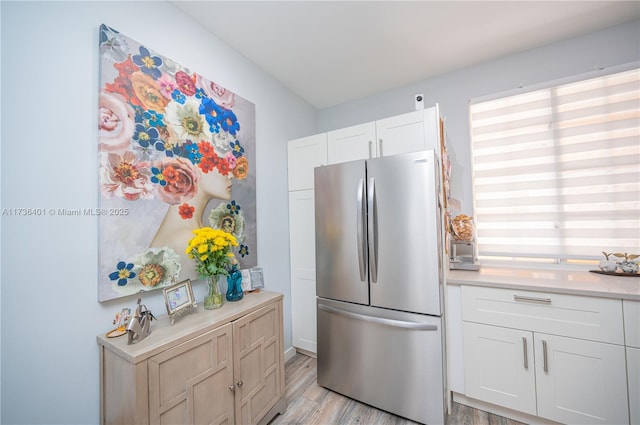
xmin=97 ymin=291 xmax=286 ymax=425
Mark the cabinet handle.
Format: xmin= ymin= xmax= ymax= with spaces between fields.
xmin=542 ymin=339 xmax=549 ymax=373
xmin=378 ymin=139 xmax=383 ymax=157
xmin=237 ymin=381 xmax=244 ymax=387
xmin=228 ymin=385 xmax=235 ymax=392
xmin=368 ymin=140 xmax=372 ymax=159
xmin=513 ymin=295 xmax=551 ymax=304
xmin=522 ymin=337 xmax=528 ymax=370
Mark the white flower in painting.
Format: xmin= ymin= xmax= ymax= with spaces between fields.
xmin=164 ymin=98 xmax=212 ymax=144
xmin=131 ymin=247 xmax=182 ymax=288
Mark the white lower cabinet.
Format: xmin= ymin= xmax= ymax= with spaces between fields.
xmin=461 ymin=285 xmax=630 ymax=424
xmin=534 ymin=333 xmax=628 ymax=424
xmin=463 ymin=322 xmax=536 ymax=415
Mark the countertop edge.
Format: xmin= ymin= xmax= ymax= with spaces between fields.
xmin=447 ymin=267 xmax=640 ymax=301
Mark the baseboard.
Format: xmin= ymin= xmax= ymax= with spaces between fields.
xmin=284 ymin=346 xmax=297 ymax=362
xmin=293 ymin=346 xmax=317 ymax=358
xmin=452 ymin=393 xmax=561 ymax=425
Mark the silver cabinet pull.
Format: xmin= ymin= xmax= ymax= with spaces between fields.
xmin=237 ymin=381 xmax=244 ymax=387
xmin=514 ymin=295 xmax=552 ymax=304
xmin=542 ymin=340 xmax=549 ymax=373
xmin=228 ymin=385 xmax=235 ymax=392
xmin=378 ymin=138 xmax=383 ymax=157
xmin=368 ymin=140 xmax=372 ymax=159
xmin=522 ymin=337 xmax=528 ymax=370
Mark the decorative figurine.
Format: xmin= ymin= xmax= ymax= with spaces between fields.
xmin=127 ymin=298 xmax=156 ymax=344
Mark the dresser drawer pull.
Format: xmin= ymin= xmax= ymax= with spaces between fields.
xmin=514 ymin=295 xmax=552 ymax=304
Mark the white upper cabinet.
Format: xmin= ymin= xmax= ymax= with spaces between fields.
xmin=287 ymin=133 xmax=327 ymax=191
xmin=327 ymin=122 xmax=377 ymax=164
xmin=327 ymin=106 xmax=441 ymax=165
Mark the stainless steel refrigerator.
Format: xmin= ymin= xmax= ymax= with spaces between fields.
xmin=315 ymin=149 xmax=445 ymax=425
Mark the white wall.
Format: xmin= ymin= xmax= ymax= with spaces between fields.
xmin=318 ymin=19 xmax=640 ymax=213
xmin=0 ymin=1 xmax=316 ymax=424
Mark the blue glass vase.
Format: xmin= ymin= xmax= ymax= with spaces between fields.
xmin=226 ymin=265 xmax=244 ymax=302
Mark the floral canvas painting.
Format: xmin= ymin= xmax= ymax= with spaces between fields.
xmin=98 ymin=24 xmax=256 ymax=302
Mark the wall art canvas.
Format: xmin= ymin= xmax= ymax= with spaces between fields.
xmin=97 ymin=24 xmax=256 ymax=302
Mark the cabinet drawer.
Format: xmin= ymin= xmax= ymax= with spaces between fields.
xmin=461 ymin=286 xmax=624 ymax=345
xmin=624 ymin=300 xmax=640 ymax=348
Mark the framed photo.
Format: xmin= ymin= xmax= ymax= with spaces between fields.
xmin=163 ymin=279 xmax=196 ymax=324
xmin=249 ymin=267 xmax=265 ymax=290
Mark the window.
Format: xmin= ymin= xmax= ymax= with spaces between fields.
xmin=469 ymin=67 xmax=639 ymax=263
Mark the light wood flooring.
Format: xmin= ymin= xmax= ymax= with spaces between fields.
xmin=270 ymin=353 xmax=527 ymax=425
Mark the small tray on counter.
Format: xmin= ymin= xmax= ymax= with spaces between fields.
xmin=589 ymin=270 xmax=640 ymax=277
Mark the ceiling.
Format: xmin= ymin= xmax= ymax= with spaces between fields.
xmin=172 ymin=1 xmax=640 ymax=109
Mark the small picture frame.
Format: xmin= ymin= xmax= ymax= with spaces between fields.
xmin=249 ymin=267 xmax=265 ymax=290
xmin=163 ymin=279 xmax=197 ymax=325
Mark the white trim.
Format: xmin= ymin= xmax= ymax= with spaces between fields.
xmin=284 ymin=346 xmax=297 ymax=363
xmin=469 ymin=61 xmax=640 ymax=105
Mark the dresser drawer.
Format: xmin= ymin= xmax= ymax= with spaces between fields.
xmin=461 ymin=285 xmax=624 ymax=345
xmin=624 ymin=300 xmax=640 ymax=348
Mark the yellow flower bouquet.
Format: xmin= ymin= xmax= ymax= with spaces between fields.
xmin=185 ymin=227 xmax=238 ymax=309
xmin=185 ymin=227 xmax=238 ymax=277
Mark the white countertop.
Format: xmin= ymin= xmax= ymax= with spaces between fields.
xmin=447 ymin=266 xmax=640 ymax=301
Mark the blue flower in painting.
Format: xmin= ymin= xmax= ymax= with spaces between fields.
xmin=132 ymin=46 xmax=162 ymax=79
xmin=133 ymin=123 xmax=159 ymax=148
xmin=171 ymin=89 xmax=186 ymax=104
xmin=227 ymin=200 xmax=241 ymax=215
xmin=150 ymin=167 xmax=167 ymax=186
xmin=108 ymin=261 xmax=136 ymax=286
xmin=230 ymin=140 xmax=245 ymax=158
xmin=219 ymin=109 xmax=240 ymax=135
xmin=238 ymin=245 xmax=250 ymax=258
xmin=143 ymin=110 xmax=164 ymax=128
xmin=183 ymin=141 xmax=202 ymax=164
xmin=200 ymin=97 xmax=223 ymax=131
xmin=194 ymin=88 xmax=207 ymax=99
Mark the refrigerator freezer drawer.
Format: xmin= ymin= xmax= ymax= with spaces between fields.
xmin=317 ymin=298 xmax=445 ymax=425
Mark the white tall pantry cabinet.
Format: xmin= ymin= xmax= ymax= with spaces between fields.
xmin=287 ymin=106 xmax=443 ymax=354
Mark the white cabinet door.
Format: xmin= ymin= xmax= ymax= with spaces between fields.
xmin=462 ymin=322 xmax=536 ymax=415
xmin=535 ymin=333 xmax=628 ymax=425
xmin=375 ymin=110 xmax=428 ymax=157
xmin=624 ymin=300 xmax=640 ymax=348
xmin=327 ymin=122 xmax=376 ymax=164
xmin=288 ymin=190 xmax=317 ymax=353
xmin=287 ymin=133 xmax=327 ymax=191
xmin=628 ymin=347 xmax=640 ymax=425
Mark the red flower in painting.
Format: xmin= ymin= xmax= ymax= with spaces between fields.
xmin=178 ymin=203 xmax=195 ymax=220
xmin=114 ymin=56 xmax=140 ymax=77
xmin=175 ymin=71 xmax=196 ymax=96
xmin=217 ymin=158 xmax=230 ymax=176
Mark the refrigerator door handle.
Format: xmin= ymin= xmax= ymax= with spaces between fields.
xmin=356 ymin=178 xmax=367 ymax=281
xmin=367 ymin=177 xmax=378 ymax=283
xmin=318 ymin=304 xmax=438 ymax=331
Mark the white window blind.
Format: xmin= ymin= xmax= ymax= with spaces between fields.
xmin=470 ymin=68 xmax=640 ymax=261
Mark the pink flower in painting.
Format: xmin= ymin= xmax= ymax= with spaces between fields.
xmin=153 ymin=157 xmax=200 ymax=205
xmin=225 ymin=151 xmax=237 ymax=169
xmin=98 ymin=91 xmax=135 ymax=153
xmin=101 ymin=151 xmax=152 ymax=200
xmin=175 ymin=71 xmax=196 ymax=96
xmin=156 ymin=73 xmax=178 ymax=99
xmin=197 ymin=75 xmax=235 ymax=109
